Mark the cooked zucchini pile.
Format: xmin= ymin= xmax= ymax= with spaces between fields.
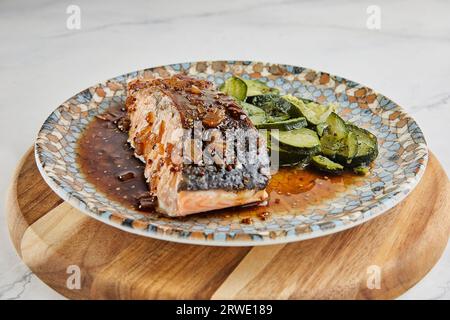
xmin=220 ymin=76 xmax=378 ymax=175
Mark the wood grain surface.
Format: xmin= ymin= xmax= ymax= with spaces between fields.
xmin=6 ymin=147 xmax=450 ymax=299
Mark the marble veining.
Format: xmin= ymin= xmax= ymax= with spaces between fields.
xmin=0 ymin=270 xmax=32 ymax=300
xmin=410 ymin=92 xmax=450 ymax=111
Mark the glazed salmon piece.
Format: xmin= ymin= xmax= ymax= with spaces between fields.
xmin=126 ymin=75 xmax=270 ymax=217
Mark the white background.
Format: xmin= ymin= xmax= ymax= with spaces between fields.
xmin=0 ymin=0 xmax=449 ymax=299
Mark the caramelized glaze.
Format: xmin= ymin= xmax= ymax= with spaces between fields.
xmin=127 ymin=75 xmax=251 ymax=130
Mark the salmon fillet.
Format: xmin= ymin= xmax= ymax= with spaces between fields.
xmin=126 ymin=75 xmax=270 ymax=217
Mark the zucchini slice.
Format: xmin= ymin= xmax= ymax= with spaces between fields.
xmin=248 ymin=115 xmax=266 ymax=126
xmin=247 ymin=94 xmax=302 ymax=119
xmin=256 ymin=117 xmax=307 ymax=131
xmin=325 ymin=112 xmax=348 ymax=140
xmin=311 ymin=155 xmax=344 ymax=174
xmin=239 ymin=101 xmax=266 ymax=126
xmin=239 ymin=101 xmax=265 ymax=116
xmin=347 ymin=124 xmax=378 ymax=166
xmin=319 ymin=112 xmax=349 ymax=157
xmin=243 ymin=78 xmax=279 ymax=96
xmin=335 ymin=131 xmax=358 ymax=164
xmin=272 ymin=128 xmax=321 ymax=155
xmin=316 ymin=122 xmax=327 ymax=137
xmin=220 ymin=76 xmax=247 ymax=101
xmin=266 ymin=114 xmax=291 ymax=123
xmin=264 ymin=131 xmax=308 ymax=166
xmin=282 ymin=95 xmax=335 ymax=125
xmin=321 ymin=117 xmax=378 ymax=167
xmin=320 ymin=135 xmax=343 ymax=158
xmin=269 ymin=143 xmax=310 ymax=166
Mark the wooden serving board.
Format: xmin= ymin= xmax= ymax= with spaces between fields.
xmin=6 ymin=147 xmax=450 ymax=299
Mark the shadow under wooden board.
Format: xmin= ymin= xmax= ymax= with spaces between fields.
xmin=6 ymin=147 xmax=450 ymax=299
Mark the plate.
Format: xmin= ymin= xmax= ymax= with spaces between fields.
xmin=35 ymin=61 xmax=428 ymax=246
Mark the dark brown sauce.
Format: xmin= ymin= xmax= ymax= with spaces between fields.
xmin=77 ymin=103 xmax=150 ymax=210
xmin=77 ymin=103 xmax=362 ymax=220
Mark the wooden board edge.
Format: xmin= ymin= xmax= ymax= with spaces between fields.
xmin=6 ymin=147 xmax=450 ymax=300
xmin=5 ymin=146 xmax=35 ymax=256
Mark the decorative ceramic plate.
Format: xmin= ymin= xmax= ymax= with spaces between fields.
xmin=35 ymin=61 xmax=428 ymax=246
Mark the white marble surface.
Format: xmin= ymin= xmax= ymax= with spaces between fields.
xmin=1 ymin=0 xmax=449 ymax=299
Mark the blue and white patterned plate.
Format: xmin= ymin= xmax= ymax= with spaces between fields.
xmin=35 ymin=61 xmax=428 ymax=246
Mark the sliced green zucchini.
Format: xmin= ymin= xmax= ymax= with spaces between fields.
xmin=238 ymin=101 xmax=266 ymax=126
xmin=220 ymin=76 xmax=247 ymax=101
xmin=335 ymin=131 xmax=358 ymax=164
xmin=249 ymin=115 xmax=266 ymax=126
xmin=269 ymin=143 xmax=309 ymax=166
xmin=243 ymin=78 xmax=279 ymax=96
xmin=325 ymin=112 xmax=348 ymax=140
xmin=311 ymin=155 xmax=344 ymax=174
xmin=319 ymin=112 xmax=349 ymax=157
xmin=266 ymin=114 xmax=291 ymax=123
xmin=247 ymin=94 xmax=302 ymax=119
xmin=346 ymin=132 xmax=358 ymax=160
xmin=266 ymin=133 xmax=311 ymax=167
xmin=282 ymin=95 xmax=335 ymax=125
xmin=346 ymin=124 xmax=378 ymax=166
xmin=239 ymin=101 xmax=264 ymax=116
xmin=321 ymin=118 xmax=378 ymax=167
xmin=320 ymin=135 xmax=343 ymax=158
xmin=295 ymin=156 xmax=313 ymax=169
xmin=316 ymin=122 xmax=327 ymax=137
xmin=256 ymin=117 xmax=307 ymax=131
xmin=272 ymin=128 xmax=321 ymax=155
